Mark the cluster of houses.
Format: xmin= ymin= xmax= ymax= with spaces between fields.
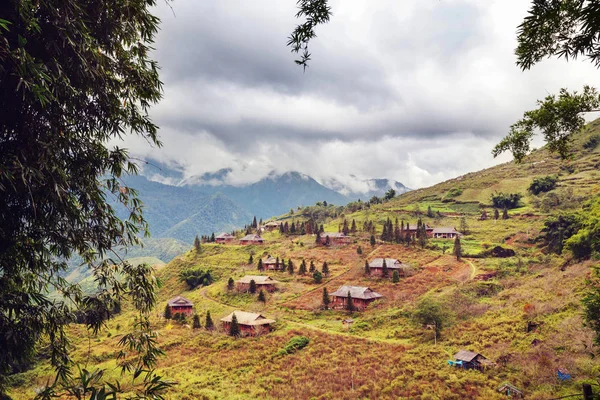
xmin=216 ymin=232 xmax=266 ymax=245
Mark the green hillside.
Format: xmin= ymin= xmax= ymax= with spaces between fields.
xmin=7 ymin=122 xmax=600 ymax=399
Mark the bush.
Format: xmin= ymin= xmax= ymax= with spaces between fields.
xmin=583 ymin=134 xmax=600 ymax=151
xmin=446 ymin=188 xmax=462 ymax=198
xmin=490 ymin=192 xmax=522 ymax=209
xmin=528 ymin=175 xmax=558 ymax=195
xmin=275 ymin=336 xmax=310 ymax=357
xmin=179 ymin=267 xmax=213 ymax=289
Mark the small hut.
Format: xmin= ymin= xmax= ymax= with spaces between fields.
xmin=215 ymin=232 xmax=235 ymax=243
xmin=319 ymin=232 xmax=351 ymax=245
xmin=236 ymin=275 xmax=279 ymax=292
xmin=263 ymin=255 xmax=279 ymax=270
xmin=220 ymin=311 xmax=275 ymax=336
xmin=263 ymin=221 xmax=282 ymax=231
xmin=497 ymin=382 xmax=523 ymax=398
xmin=432 ymin=227 xmax=461 ymax=239
xmin=368 ymin=258 xmax=412 ymax=278
xmin=450 ymin=350 xmax=493 ymax=371
xmin=167 ymin=296 xmax=194 ymax=317
xmin=329 ymin=286 xmax=383 ymax=311
xmin=239 ymin=234 xmax=265 ymax=245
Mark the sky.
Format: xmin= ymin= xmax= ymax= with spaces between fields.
xmin=121 ymin=0 xmax=600 ymax=192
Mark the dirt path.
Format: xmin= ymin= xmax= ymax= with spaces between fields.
xmin=466 ymin=259 xmax=477 ymax=281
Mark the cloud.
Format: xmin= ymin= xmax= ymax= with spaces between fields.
xmin=122 ymin=0 xmax=600 ymax=190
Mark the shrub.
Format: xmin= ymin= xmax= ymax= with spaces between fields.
xmin=179 ymin=267 xmax=213 ymax=289
xmin=528 ymin=175 xmax=558 ymax=195
xmin=313 ymin=270 xmax=323 ymax=284
xmin=490 ymin=192 xmax=522 ymax=209
xmin=275 ymin=336 xmax=310 ymax=357
xmin=583 ymin=134 xmax=600 ymax=150
xmin=446 ymin=188 xmax=463 ymax=198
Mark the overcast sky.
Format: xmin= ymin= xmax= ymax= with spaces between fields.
xmin=122 ymin=0 xmax=600 ymax=192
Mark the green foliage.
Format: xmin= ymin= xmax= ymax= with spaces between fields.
xmin=287 ymin=259 xmax=295 ymax=275
xmin=529 ymin=175 xmax=558 ymax=195
xmin=275 ymin=336 xmax=310 ymax=357
xmin=445 ymin=188 xmax=463 ymax=199
xmin=287 ymin=0 xmax=332 ymax=69
xmin=356 ymin=245 xmax=362 ymax=255
xmin=539 ymin=214 xmax=580 ymax=255
xmin=249 ymin=280 xmax=257 ymax=294
xmin=322 ymin=287 xmax=330 ymax=309
xmin=583 ymin=268 xmax=600 ymax=347
xmin=258 ymin=290 xmax=266 ymax=304
xmin=583 ymin=134 xmax=600 ymax=151
xmin=565 ymin=195 xmax=600 ymax=259
xmin=381 ymin=259 xmax=388 ymax=278
xmin=194 ymin=235 xmax=201 ymax=252
xmin=313 ymin=270 xmax=323 ymax=284
xmin=365 ymin=260 xmax=370 ymax=275
xmin=453 ymin=236 xmax=462 ymax=261
xmin=321 ymin=261 xmax=329 ymax=276
xmin=179 ymin=267 xmax=213 ymax=289
xmin=490 ymin=192 xmax=522 ymax=209
xmin=227 ymin=277 xmax=235 ymax=291
xmin=346 ymin=291 xmax=354 ymax=312
xmin=257 ymin=259 xmax=264 ymax=271
xmin=493 ymin=86 xmax=600 ymax=162
xmin=392 ymin=270 xmax=400 ymax=283
xmin=229 ymin=313 xmax=241 ymax=337
xmin=384 ymin=188 xmax=396 ymax=200
xmin=413 ymin=297 xmax=450 ymax=337
xmin=164 ymin=304 xmax=172 ymax=320
xmin=249 ymin=254 xmax=254 ymax=264
xmin=370 ymin=234 xmax=376 ymax=247
xmin=205 ymin=311 xmax=214 ymax=330
xmin=298 ymin=259 xmax=307 ymax=275
xmin=192 ymin=315 xmax=201 ymax=329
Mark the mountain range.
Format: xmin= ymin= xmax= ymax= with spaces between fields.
xmin=120 ymin=160 xmax=410 ymax=243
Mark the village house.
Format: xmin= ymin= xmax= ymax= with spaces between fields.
xmin=167 ymin=296 xmax=194 ymax=317
xmin=236 ymin=275 xmax=279 ymax=292
xmin=215 ymin=232 xmax=235 ymax=243
xmin=263 ymin=255 xmax=279 ymax=270
xmin=262 ymin=221 xmax=282 ymax=231
xmin=220 ymin=311 xmax=276 ymax=336
xmin=368 ymin=258 xmax=412 ymax=277
xmin=406 ymin=224 xmax=434 ymax=238
xmin=432 ymin=227 xmax=461 ymax=239
xmin=449 ymin=350 xmax=494 ymax=371
xmin=330 ymin=286 xmax=383 ymax=311
xmin=319 ymin=232 xmax=351 ymax=245
xmin=239 ymin=234 xmax=265 ymax=245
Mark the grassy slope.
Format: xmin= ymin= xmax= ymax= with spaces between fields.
xmin=8 ymin=123 xmax=600 ymax=399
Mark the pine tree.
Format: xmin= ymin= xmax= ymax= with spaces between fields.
xmin=342 ymin=219 xmax=349 ymax=235
xmin=315 ymin=231 xmax=321 ymax=244
xmin=257 ymin=259 xmax=264 ymax=271
xmin=427 ymin=206 xmax=434 ymax=218
xmin=309 ymin=260 xmax=316 ymax=273
xmin=164 ymin=304 xmax=172 ymax=320
xmin=453 ymin=236 xmax=462 ymax=261
xmin=313 ymin=270 xmax=323 ymax=284
xmin=258 ymin=290 xmax=266 ymax=303
xmin=502 ymin=208 xmax=509 ymax=220
xmin=382 ymin=258 xmax=389 ymax=278
xmin=275 ymin=257 xmax=280 ymax=271
xmin=370 ymin=234 xmax=376 ymax=247
xmin=494 ymin=208 xmax=500 ymax=220
xmin=249 ymin=279 xmax=257 ymax=294
xmin=205 ymin=311 xmax=214 ymax=330
xmin=419 ymin=225 xmax=427 ymax=249
xmin=290 ymin=221 xmax=296 ymax=234
xmin=365 ymin=260 xmax=370 ymax=275
xmin=322 ymin=287 xmax=330 ymax=309
xmin=229 ymin=313 xmax=240 ymax=337
xmin=356 ymin=245 xmax=362 ymax=255
xmin=324 ymin=235 xmax=331 ymax=246
xmin=227 ymin=277 xmax=235 ymax=291
xmin=299 ymin=259 xmax=307 ymax=275
xmin=346 ymin=291 xmax=354 ymax=312
xmin=192 ymin=314 xmax=201 ymax=329
xmin=351 ymin=219 xmax=357 ymax=233
xmin=392 ymin=270 xmax=400 ymax=283
xmin=459 ymin=216 xmax=469 ymax=234
xmin=210 ymin=232 xmax=215 ymax=242
xmin=322 ymin=261 xmax=329 ymax=276
xmin=288 ymin=259 xmax=294 ymax=275
xmin=252 ymin=216 xmax=257 ymax=228
xmin=249 ymin=254 xmax=254 ymax=264
xmin=194 ymin=235 xmax=201 ymax=252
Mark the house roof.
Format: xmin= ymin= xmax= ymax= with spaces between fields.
xmin=216 ymin=232 xmax=234 ymax=239
xmin=167 ymin=296 xmax=193 ymax=307
xmin=237 ymin=275 xmax=279 ymax=285
xmin=322 ymin=232 xmax=349 ymax=238
xmin=368 ymin=258 xmax=410 ymax=270
xmin=263 ymin=255 xmax=278 ymax=264
xmin=263 ymin=221 xmax=282 ymax=227
xmin=454 ymin=350 xmax=485 ymax=362
xmin=220 ymin=311 xmax=275 ymax=326
xmin=407 ymin=224 xmax=432 ymax=230
xmin=330 ymin=286 xmax=383 ymax=300
xmin=240 ymin=234 xmax=264 ymax=242
xmin=433 ymin=227 xmax=461 ymax=235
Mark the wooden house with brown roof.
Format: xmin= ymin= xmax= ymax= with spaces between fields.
xmin=262 ymin=221 xmax=282 ymax=231
xmin=215 ymin=232 xmax=235 ymax=243
xmin=432 ymin=227 xmax=461 ymax=239
xmin=319 ymin=232 xmax=351 ymax=245
xmin=263 ymin=255 xmax=279 ymax=270
xmin=330 ymin=286 xmax=383 ymax=311
xmin=407 ymin=224 xmax=434 ymax=238
xmin=368 ymin=258 xmax=412 ymax=277
xmin=220 ymin=311 xmax=275 ymax=336
xmin=167 ymin=296 xmax=193 ymax=317
xmin=451 ymin=350 xmax=494 ymax=371
xmin=236 ymin=275 xmax=279 ymax=292
xmin=239 ymin=234 xmax=265 ymax=245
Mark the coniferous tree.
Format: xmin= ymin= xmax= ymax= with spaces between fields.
xmin=419 ymin=225 xmax=427 ymax=249
xmin=382 ymin=259 xmax=389 ymax=278
xmin=194 ymin=235 xmax=201 ymax=252
xmin=342 ymin=219 xmax=349 ymax=235
xmin=258 ymin=259 xmax=264 ymax=271
xmin=249 ymin=254 xmax=254 ymax=264
xmin=259 ymin=218 xmax=263 ymax=226
xmin=210 ymin=232 xmax=216 ymax=242
xmin=351 ymin=219 xmax=357 ymax=233
xmin=315 ymin=231 xmax=321 ymax=244
xmin=252 ymin=216 xmax=257 ymax=228
xmin=322 ymin=287 xmax=331 ymax=309
xmin=284 ymin=222 xmax=289 ymax=234
xmin=319 ymin=224 xmax=324 ymax=234
xmin=258 ymin=290 xmax=266 ymax=303
xmin=313 ymin=270 xmax=323 ymax=284
xmin=290 ymin=221 xmax=296 ymax=234
xmin=346 ymin=291 xmax=354 ymax=312
xmin=427 ymin=206 xmax=434 ymax=218
xmin=164 ymin=304 xmax=172 ymax=320
xmin=357 ymin=245 xmax=363 ymax=255
xmin=322 ymin=261 xmax=329 ymax=276
xmin=229 ymin=313 xmax=241 ymax=337
xmin=502 ymin=208 xmax=510 ymax=220
xmin=205 ymin=311 xmax=214 ymax=330
xmin=459 ymin=216 xmax=469 ymax=234
xmin=392 ymin=270 xmax=400 ymax=283
xmin=405 ymin=231 xmax=411 ymax=246
xmin=227 ymin=277 xmax=235 ymax=291
xmin=370 ymin=234 xmax=376 ymax=247
xmin=192 ymin=314 xmax=201 ymax=329
xmin=365 ymin=260 xmax=370 ymax=275
xmin=453 ymin=236 xmax=462 ymax=261
xmin=309 ymin=260 xmax=316 ymax=273
xmin=325 ymin=235 xmax=331 ymax=246
xmin=299 ymin=259 xmax=307 ymax=275
xmin=249 ymin=279 xmax=257 ymax=294
xmin=279 ymin=223 xmax=285 ymax=234
xmin=275 ymin=257 xmax=280 ymax=271
xmin=288 ymin=259 xmax=294 ymax=275
xmin=494 ymin=208 xmax=500 ymax=220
